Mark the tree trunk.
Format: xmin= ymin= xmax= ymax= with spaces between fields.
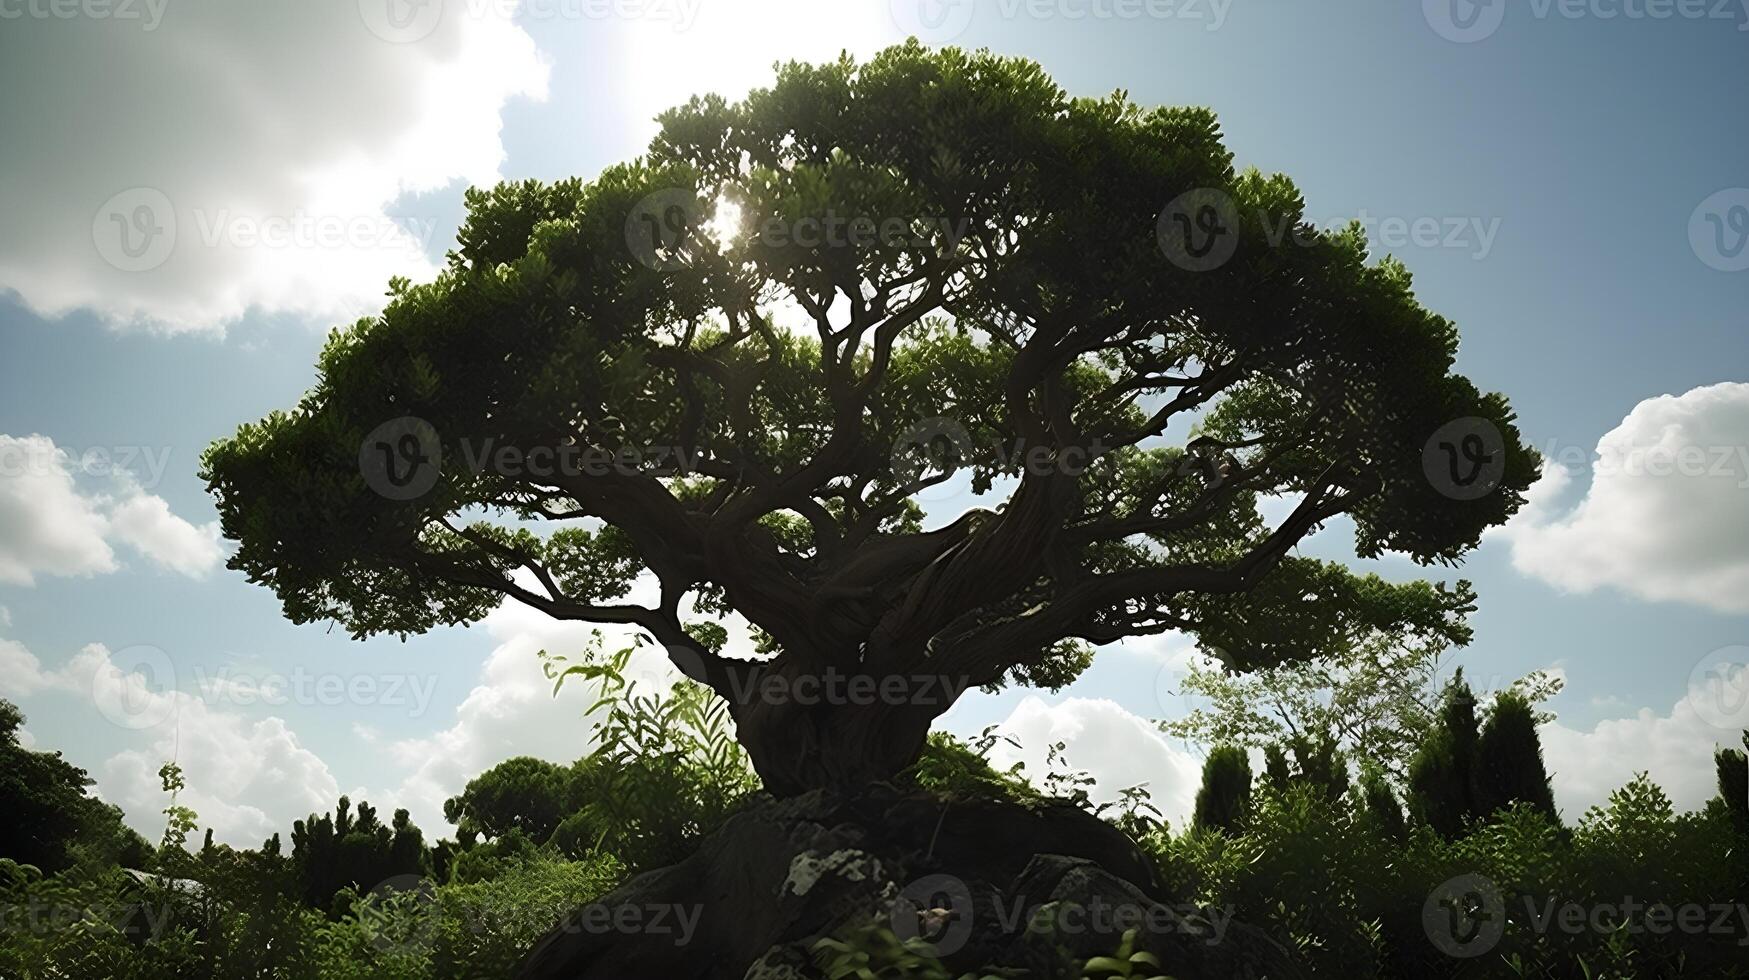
xmin=726 ymin=661 xmax=958 ymax=796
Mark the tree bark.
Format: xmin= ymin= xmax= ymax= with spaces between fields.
xmin=726 ymin=660 xmax=956 ymax=796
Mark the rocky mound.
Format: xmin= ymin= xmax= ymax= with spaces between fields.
xmin=518 ymin=786 xmax=1301 ymax=979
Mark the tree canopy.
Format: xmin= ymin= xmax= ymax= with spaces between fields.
xmin=203 ymin=42 xmax=1537 ymax=793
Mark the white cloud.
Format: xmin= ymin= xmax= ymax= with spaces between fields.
xmin=1541 ymin=663 xmax=1749 ymax=819
xmin=0 ymin=1 xmax=547 ymax=332
xmin=981 ymin=696 xmax=1204 ymax=831
xmin=1494 ymin=383 xmax=1749 ymax=613
xmin=0 ymin=435 xmax=117 ymax=584
xmin=107 ymin=494 xmax=224 ymax=578
xmin=0 ymin=605 xmax=11 ymax=628
xmin=0 ymin=639 xmax=51 ymax=698
xmin=378 ymin=591 xmax=680 ymax=834
xmin=0 ymin=434 xmax=222 ymax=583
xmin=101 ymin=706 xmax=341 ymax=850
xmin=0 ymin=634 xmax=342 ymax=847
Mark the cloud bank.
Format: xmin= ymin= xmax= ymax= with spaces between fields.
xmin=0 ymin=1 xmax=547 ymax=332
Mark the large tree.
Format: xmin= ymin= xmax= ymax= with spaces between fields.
xmin=203 ymin=43 xmax=1536 ymax=795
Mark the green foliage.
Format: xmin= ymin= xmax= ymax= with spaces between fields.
xmin=1407 ymin=674 xmax=1562 ymax=839
xmin=545 ymin=634 xmax=761 ymax=871
xmin=899 ymin=730 xmax=1038 ymax=804
xmin=1714 ymin=732 xmax=1747 ymax=836
xmin=443 ymin=756 xmax=585 ymax=843
xmin=302 ymin=851 xmax=621 ymax=980
xmin=811 ymin=924 xmax=969 ymax=980
xmin=1163 ymin=635 xmax=1563 ymax=790
xmin=203 ymin=42 xmax=1536 ymax=795
xmin=1357 ymin=769 xmax=1408 ymax=843
xmin=1079 ymin=928 xmax=1175 ymax=980
xmin=0 ymin=846 xmax=618 ymax=980
xmin=289 ymin=796 xmax=428 ymax=912
xmin=1191 ymin=745 xmax=1251 ymax=833
xmin=1474 ymin=691 xmax=1559 ymax=824
xmin=1259 ymin=734 xmax=1348 ymax=805
xmin=1408 ymin=670 xmax=1482 ymax=838
xmin=0 ymin=699 xmax=146 ymax=874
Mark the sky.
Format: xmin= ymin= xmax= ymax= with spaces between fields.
xmin=1 ymin=0 xmax=1747 ymax=846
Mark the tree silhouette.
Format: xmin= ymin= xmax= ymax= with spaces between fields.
xmin=444 ymin=756 xmax=588 ymax=844
xmin=1474 ymin=689 xmax=1558 ymax=823
xmin=203 ymin=43 xmax=1536 ymax=795
xmin=1357 ymin=769 xmax=1407 ymax=842
xmin=1192 ymin=745 xmax=1252 ymax=832
xmin=289 ymin=796 xmax=427 ymax=912
xmin=0 ymin=698 xmax=147 ymax=872
xmin=1408 ymin=670 xmax=1480 ymax=837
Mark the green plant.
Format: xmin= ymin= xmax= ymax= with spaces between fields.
xmin=546 ymin=633 xmax=760 ymax=871
xmin=1079 ymin=928 xmax=1175 ymax=980
xmin=811 ymin=923 xmax=1016 ymax=980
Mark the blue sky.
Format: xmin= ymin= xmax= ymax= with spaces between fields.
xmin=1 ymin=0 xmax=1746 ymax=843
